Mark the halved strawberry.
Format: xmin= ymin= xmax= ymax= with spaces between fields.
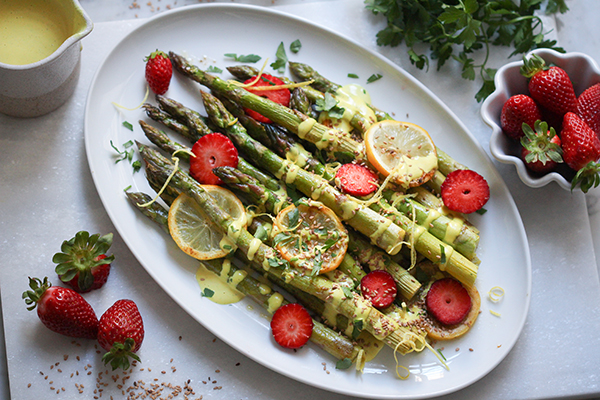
xmin=335 ymin=163 xmax=379 ymax=197
xmin=425 ymin=278 xmax=472 ymax=326
xmin=500 ymin=94 xmax=543 ymax=141
xmin=189 ymin=133 xmax=239 ymax=185
xmin=577 ymin=83 xmax=600 ymax=135
xmin=243 ymin=74 xmax=290 ymax=124
xmin=520 ymin=120 xmax=563 ymax=174
xmin=440 ymin=170 xmax=490 ymax=214
xmin=270 ymin=303 xmax=313 ymax=349
xmin=53 ymin=231 xmax=115 ymax=293
xmin=360 ymin=270 xmax=397 ymax=309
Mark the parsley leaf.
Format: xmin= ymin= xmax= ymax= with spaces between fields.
xmin=290 ymin=39 xmax=302 ymax=54
xmin=110 ymin=140 xmax=141 ymax=173
xmin=336 ymin=358 xmax=353 ymax=370
xmin=206 ymin=65 xmax=223 ymax=73
xmin=366 ymin=73 xmax=382 ymax=83
xmin=224 ymin=53 xmax=261 ymax=63
xmin=122 ymin=121 xmax=133 ymax=131
xmin=271 ymin=42 xmax=288 ymax=73
xmin=365 ymin=0 xmax=569 ymax=101
xmin=315 ymin=92 xmax=345 ymax=119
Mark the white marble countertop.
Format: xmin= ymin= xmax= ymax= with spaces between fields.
xmin=2 ymin=1 xmax=600 ymax=399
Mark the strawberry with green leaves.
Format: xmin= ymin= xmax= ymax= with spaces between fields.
xmin=520 ymin=54 xmax=578 ymax=119
xmin=520 ymin=120 xmax=563 ymax=174
xmin=145 ymin=50 xmax=172 ymax=95
xmin=53 ymin=231 xmax=115 ymax=293
xmin=561 ymin=112 xmax=600 ymax=192
xmin=98 ymin=299 xmax=145 ymax=370
xmin=500 ymin=94 xmax=543 ymax=141
xmin=23 ymin=277 xmax=99 ymax=339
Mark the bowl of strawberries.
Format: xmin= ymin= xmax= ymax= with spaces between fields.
xmin=482 ymin=49 xmax=600 ymax=192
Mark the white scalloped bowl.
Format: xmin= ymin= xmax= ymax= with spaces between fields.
xmin=481 ymin=49 xmax=600 ymax=190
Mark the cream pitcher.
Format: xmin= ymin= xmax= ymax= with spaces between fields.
xmin=0 ymin=0 xmax=93 ymax=117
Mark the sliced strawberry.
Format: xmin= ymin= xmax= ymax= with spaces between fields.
xmin=440 ymin=170 xmax=490 ymax=214
xmin=145 ymin=50 xmax=172 ymax=95
xmin=189 ymin=133 xmax=239 ymax=185
xmin=425 ymin=278 xmax=472 ymax=326
xmin=53 ymin=231 xmax=115 ymax=293
xmin=577 ymin=83 xmax=600 ymax=135
xmin=520 ymin=120 xmax=563 ymax=174
xmin=335 ymin=163 xmax=379 ymax=197
xmin=23 ymin=277 xmax=99 ymax=339
xmin=500 ymin=94 xmax=543 ymax=141
xmin=360 ymin=270 xmax=397 ymax=309
xmin=270 ymin=303 xmax=313 ymax=349
xmin=243 ymin=74 xmax=290 ymax=123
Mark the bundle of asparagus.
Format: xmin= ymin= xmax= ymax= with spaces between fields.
xmin=124 ymin=51 xmax=486 ymax=371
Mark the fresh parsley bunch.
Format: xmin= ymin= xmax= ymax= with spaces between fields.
xmin=365 ymin=0 xmax=569 ymax=101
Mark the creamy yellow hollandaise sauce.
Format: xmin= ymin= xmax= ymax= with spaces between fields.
xmin=195 ymin=259 xmax=246 ymax=305
xmin=0 ymin=0 xmax=69 ymax=65
xmin=318 ymin=84 xmax=377 ymax=132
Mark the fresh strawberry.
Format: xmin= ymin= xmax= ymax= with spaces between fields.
xmin=98 ymin=299 xmax=144 ymax=370
xmin=270 ymin=303 xmax=313 ymax=349
xmin=189 ymin=133 xmax=239 ymax=185
xmin=335 ymin=163 xmax=379 ymax=197
xmin=440 ymin=170 xmax=490 ymax=214
xmin=520 ymin=120 xmax=563 ymax=174
xmin=577 ymin=83 xmax=600 ymax=135
xmin=145 ymin=50 xmax=172 ymax=95
xmin=23 ymin=277 xmax=98 ymax=339
xmin=561 ymin=112 xmax=600 ymax=192
xmin=360 ymin=270 xmax=397 ymax=309
xmin=520 ymin=54 xmax=578 ymax=118
xmin=243 ymin=74 xmax=290 ymax=123
xmin=53 ymin=231 xmax=114 ymax=293
xmin=500 ymin=94 xmax=543 ymax=140
xmin=425 ymin=278 xmax=472 ymax=326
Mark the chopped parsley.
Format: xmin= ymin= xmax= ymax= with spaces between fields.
xmin=224 ymin=53 xmax=261 ymax=63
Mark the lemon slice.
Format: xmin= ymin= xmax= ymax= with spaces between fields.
xmin=168 ymin=186 xmax=247 ymax=260
xmin=365 ymin=120 xmax=438 ymax=187
xmin=273 ymin=201 xmax=348 ymax=275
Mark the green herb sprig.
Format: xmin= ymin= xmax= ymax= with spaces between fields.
xmin=365 ymin=0 xmax=568 ymax=101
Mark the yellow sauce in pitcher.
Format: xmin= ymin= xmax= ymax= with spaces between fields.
xmin=0 ymin=0 xmax=70 ymax=65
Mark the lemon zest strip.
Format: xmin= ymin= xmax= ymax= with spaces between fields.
xmin=138 ymin=149 xmax=195 ymax=208
xmin=112 ymin=86 xmax=150 ymax=111
xmin=488 ymin=286 xmax=505 ymax=302
xmin=489 ymin=310 xmax=502 ymax=317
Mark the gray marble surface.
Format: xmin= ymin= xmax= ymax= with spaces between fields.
xmin=2 ymin=1 xmax=600 ymax=399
